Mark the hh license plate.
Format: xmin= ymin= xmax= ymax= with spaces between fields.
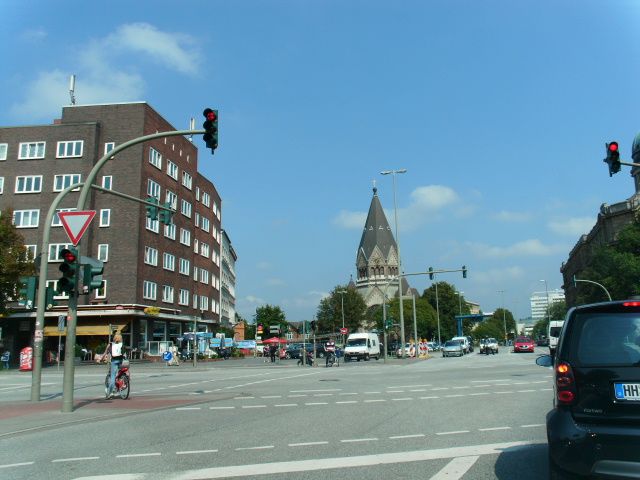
xmin=614 ymin=383 xmax=640 ymax=401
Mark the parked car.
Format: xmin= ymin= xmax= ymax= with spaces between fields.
xmin=284 ymin=344 xmax=313 ymax=359
xmin=536 ymin=300 xmax=640 ymax=479
xmin=513 ymin=336 xmax=535 ymax=353
xmin=426 ymin=342 xmax=439 ymax=352
xmin=442 ymin=340 xmax=464 ymax=357
xmin=396 ymin=343 xmax=415 ymax=358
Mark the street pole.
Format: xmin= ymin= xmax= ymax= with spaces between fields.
xmin=412 ymin=294 xmax=417 ymax=358
xmin=498 ymin=290 xmax=507 ymax=344
xmin=381 ymin=168 xmax=407 ymax=357
xmin=540 ymin=280 xmax=550 ymax=326
xmin=338 ymin=289 xmax=347 ymax=347
xmin=435 ymin=281 xmax=441 ymax=346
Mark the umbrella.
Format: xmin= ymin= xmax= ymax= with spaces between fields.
xmin=262 ymin=337 xmax=288 ymax=344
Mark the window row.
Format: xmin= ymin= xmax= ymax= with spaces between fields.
xmin=13 ymin=209 xmax=111 ymax=228
xmin=148 ymin=147 xmax=193 ymax=190
xmin=0 ymin=175 xmax=113 ymax=195
xmin=0 ymin=141 xmax=84 ymax=160
xmin=142 ymin=280 xmax=220 ymax=312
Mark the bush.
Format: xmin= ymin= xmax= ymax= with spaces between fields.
xmin=74 ymin=344 xmax=83 ymax=358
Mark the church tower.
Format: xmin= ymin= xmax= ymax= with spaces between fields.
xmin=355 ymin=186 xmax=409 ymax=308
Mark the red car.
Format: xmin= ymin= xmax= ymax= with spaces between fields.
xmin=513 ymin=336 xmax=535 ymax=353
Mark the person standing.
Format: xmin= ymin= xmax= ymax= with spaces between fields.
xmin=102 ymin=334 xmax=124 ymax=398
xmin=269 ymin=344 xmax=276 ymax=363
xmin=1 ymin=349 xmax=10 ymax=370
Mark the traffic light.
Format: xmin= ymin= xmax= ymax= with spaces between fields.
xmin=202 ymin=108 xmax=219 ymax=153
xmin=159 ymin=202 xmax=173 ymax=225
xmin=428 ymin=267 xmax=434 ymax=280
xmin=605 ymin=141 xmax=621 ymax=176
xmin=58 ymin=248 xmax=78 ymax=294
xmin=385 ymin=319 xmax=393 ymax=330
xmin=462 ymin=265 xmax=467 ymax=278
xmin=82 ymin=257 xmax=104 ymax=293
xmin=18 ymin=276 xmax=37 ymax=309
xmin=45 ymin=286 xmax=57 ymax=310
xmin=145 ymin=197 xmax=159 ymax=221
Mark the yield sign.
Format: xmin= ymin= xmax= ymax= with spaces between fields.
xmin=58 ymin=210 xmax=96 ymax=246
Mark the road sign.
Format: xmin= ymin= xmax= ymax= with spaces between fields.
xmin=58 ymin=315 xmax=66 ymax=332
xmin=58 ymin=211 xmax=96 ymax=245
xmin=340 ymin=327 xmax=348 ymax=335
xmin=163 ymin=351 xmax=173 ymax=362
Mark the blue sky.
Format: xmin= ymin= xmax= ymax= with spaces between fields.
xmin=2 ymin=1 xmax=640 ymax=322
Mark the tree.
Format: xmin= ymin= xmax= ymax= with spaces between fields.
xmin=422 ymin=282 xmax=469 ymax=340
xmin=0 ymin=209 xmax=35 ymax=315
xmin=473 ymin=308 xmax=516 ymax=341
xmin=254 ymin=304 xmax=287 ymax=334
xmin=368 ymin=296 xmax=438 ymax=342
xmin=316 ymin=285 xmax=367 ymax=333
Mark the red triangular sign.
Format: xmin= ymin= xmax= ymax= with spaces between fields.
xmin=58 ymin=211 xmax=96 ymax=246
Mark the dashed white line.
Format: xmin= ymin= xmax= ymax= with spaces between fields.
xmin=364 ymin=399 xmax=386 ymax=403
xmin=340 ymin=438 xmax=378 ymax=443
xmin=494 ymin=391 xmax=514 ymax=394
xmin=289 ymin=441 xmax=329 ymax=447
xmin=0 ymin=462 xmax=34 ymax=469
xmin=210 ymin=406 xmax=235 ymax=410
xmin=436 ymin=430 xmax=469 ymax=436
xmin=235 ymin=445 xmax=274 ymax=451
xmin=52 ymin=457 xmax=99 ymax=463
xmin=176 ymin=407 xmax=201 ymax=411
xmin=336 ymin=400 xmax=358 ymax=404
xmin=445 ymin=394 xmax=464 ymax=398
xmin=234 ymin=396 xmax=255 ymax=400
xmin=420 ymin=396 xmax=439 ymax=400
xmin=338 ymin=392 xmax=358 ymax=396
xmin=275 ymin=403 xmax=298 ymax=407
xmin=389 ymin=434 xmax=425 ymax=439
xmin=517 ymin=390 xmax=535 ymax=393
xmin=261 ymin=395 xmax=282 ymax=399
xmin=469 ymin=392 xmax=490 ymax=396
xmin=177 ymin=449 xmax=218 ymax=455
xmin=392 ymin=397 xmax=413 ymax=401
xmin=305 ymin=402 xmax=329 ymax=406
xmin=479 ymin=427 xmax=511 ymax=432
xmin=116 ymin=453 xmax=161 ymax=458
xmin=242 ymin=405 xmax=267 ymax=409
xmin=521 ymin=424 xmax=544 ymax=428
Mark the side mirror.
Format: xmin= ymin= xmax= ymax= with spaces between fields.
xmin=535 ymin=355 xmax=553 ymax=368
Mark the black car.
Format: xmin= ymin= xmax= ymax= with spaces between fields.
xmin=536 ymin=300 xmax=640 ymax=479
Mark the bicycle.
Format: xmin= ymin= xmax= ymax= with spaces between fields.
xmin=104 ymin=359 xmax=130 ymax=399
xmin=326 ymin=351 xmax=339 ymax=367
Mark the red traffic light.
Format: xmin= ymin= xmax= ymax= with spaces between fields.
xmin=62 ymin=250 xmax=76 ymax=263
xmin=608 ymin=142 xmax=619 ymax=152
xmin=203 ymin=108 xmax=217 ymax=122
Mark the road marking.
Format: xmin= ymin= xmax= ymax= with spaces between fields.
xmin=420 ymin=396 xmax=439 ymax=399
xmin=242 ymin=405 xmax=267 ymax=409
xmin=338 ymin=392 xmax=358 ymax=396
xmin=389 ymin=434 xmax=425 ymax=439
xmin=274 ymin=403 xmax=298 ymax=407
xmin=432 ymin=387 xmax=448 ymax=391
xmin=336 ymin=400 xmax=358 ymax=404
xmin=521 ymin=424 xmax=544 ymax=428
xmin=436 ymin=430 xmax=469 ymax=436
xmin=391 ymin=397 xmax=413 ymax=401
xmin=364 ymin=391 xmax=381 ymax=394
xmin=388 ymin=384 xmax=432 ymax=388
xmin=260 ymin=395 xmax=282 ymax=399
xmin=473 ymin=384 xmax=491 ymax=388
xmin=340 ymin=438 xmax=378 ymax=443
xmin=410 ymin=389 xmax=427 ymax=392
xmin=429 ymin=455 xmax=480 ymax=480
xmin=313 ymin=393 xmax=333 ymax=397
xmin=540 ymin=388 xmax=553 ymax=391
xmin=288 ymin=394 xmax=308 ymax=398
xmin=289 ymin=441 xmax=329 ymax=447
xmin=210 ymin=406 xmax=235 ymax=410
xmin=479 ymin=427 xmax=511 ymax=431
xmin=364 ymin=399 xmax=386 ymax=403
xmin=445 ymin=394 xmax=464 ymax=398
xmin=290 ymin=389 xmax=341 ymax=393
xmin=116 ymin=453 xmax=161 ymax=458
xmin=305 ymin=402 xmax=328 ymax=406
xmin=236 ymin=446 xmax=274 ymax=451
xmin=472 ymin=379 xmax=509 ymax=382
xmin=387 ymin=390 xmax=404 ymax=393
xmin=234 ymin=396 xmax=255 ymax=399
xmin=176 ymin=450 xmax=218 ymax=455
xmin=0 ymin=462 xmax=34 ymax=469
xmin=494 ymin=391 xmax=514 ymax=394
xmin=452 ymin=386 xmax=470 ymax=390
xmin=517 ymin=390 xmax=535 ymax=393
xmin=176 ymin=407 xmax=201 ymax=410
xmin=52 ymin=457 xmax=99 ymax=463
xmin=469 ymin=392 xmax=490 ymax=396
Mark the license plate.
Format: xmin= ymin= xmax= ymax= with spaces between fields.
xmin=614 ymin=383 xmax=640 ymax=401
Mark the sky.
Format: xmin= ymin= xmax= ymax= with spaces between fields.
xmin=2 ymin=0 xmax=640 ymax=323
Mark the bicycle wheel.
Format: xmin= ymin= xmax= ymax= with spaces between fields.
xmin=104 ymin=374 xmax=110 ymax=397
xmin=118 ymin=375 xmax=130 ymax=399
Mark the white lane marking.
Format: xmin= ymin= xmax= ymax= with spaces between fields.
xmin=336 ymin=401 xmax=358 ymax=404
xmin=389 ymin=434 xmax=425 ymax=439
xmin=420 ymin=396 xmax=439 ymax=399
xmin=177 ymin=450 xmax=218 ymax=455
xmin=521 ymin=424 xmax=544 ymax=428
xmin=391 ymin=397 xmax=413 ymax=401
xmin=540 ymin=388 xmax=553 ymax=391
xmin=261 ymin=395 xmax=281 ymax=399
xmin=176 ymin=407 xmax=201 ymax=411
xmin=242 ymin=405 xmax=267 ymax=409
xmin=364 ymin=391 xmax=381 ymax=394
xmin=0 ymin=462 xmax=34 ymax=469
xmin=452 ymin=386 xmax=469 ymax=390
xmin=288 ymin=394 xmax=307 ymax=398
xmin=305 ymin=402 xmax=328 ymax=406
xmin=479 ymin=427 xmax=511 ymax=431
xmin=469 ymin=392 xmax=490 ymax=396
xmin=290 ymin=389 xmax=341 ymax=393
xmin=364 ymin=399 xmax=386 ymax=403
xmin=313 ymin=393 xmax=333 ymax=397
xmin=410 ymin=389 xmax=427 ymax=392
xmin=517 ymin=390 xmax=535 ymax=393
xmin=289 ymin=441 xmax=329 ymax=447
xmin=340 ymin=438 xmax=378 ymax=443
xmin=387 ymin=384 xmax=432 ymax=388
xmin=472 ymin=379 xmax=509 ymax=382
xmin=116 ymin=453 xmax=161 ymax=458
xmin=445 ymin=394 xmax=464 ymax=398
xmin=432 ymin=387 xmax=448 ymax=391
xmin=234 ymin=396 xmax=255 ymax=400
xmin=236 ymin=446 xmax=274 ymax=451
xmin=274 ymin=404 xmax=298 ymax=407
xmin=429 ymin=455 xmax=480 ymax=480
xmin=494 ymin=391 xmax=514 ymax=394
xmin=52 ymin=457 xmax=99 ymax=463
xmin=387 ymin=390 xmax=404 ymax=393
xmin=436 ymin=430 xmax=470 ymax=436
xmin=338 ymin=392 xmax=358 ymax=396
xmin=473 ymin=384 xmax=491 ymax=388
xmin=210 ymin=406 xmax=235 ymax=410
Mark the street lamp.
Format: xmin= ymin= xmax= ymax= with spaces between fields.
xmin=381 ymin=168 xmax=407 ymax=357
xmin=337 ymin=289 xmax=347 ymax=347
xmin=498 ymin=290 xmax=507 ymax=343
xmin=456 ymin=291 xmax=464 ymax=314
xmin=540 ymin=279 xmax=550 ymax=324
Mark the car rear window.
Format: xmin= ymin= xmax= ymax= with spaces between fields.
xmin=571 ymin=312 xmax=640 ymax=366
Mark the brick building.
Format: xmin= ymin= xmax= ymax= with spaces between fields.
xmin=0 ymin=102 xmax=230 ymax=360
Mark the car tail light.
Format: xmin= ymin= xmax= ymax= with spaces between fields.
xmin=555 ymin=361 xmax=577 ymax=405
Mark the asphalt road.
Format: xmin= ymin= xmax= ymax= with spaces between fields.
xmin=0 ymin=349 xmax=553 ymax=479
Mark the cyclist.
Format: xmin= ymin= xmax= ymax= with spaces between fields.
xmin=103 ymin=333 xmax=124 ymax=398
xmin=325 ymin=340 xmax=336 ymax=367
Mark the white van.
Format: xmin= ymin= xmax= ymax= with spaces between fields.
xmin=548 ymin=320 xmax=565 ymax=356
xmin=344 ymin=332 xmax=380 ymax=361
xmin=451 ymin=336 xmax=470 ymax=354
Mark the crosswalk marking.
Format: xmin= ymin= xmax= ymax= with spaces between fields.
xmin=429 ymin=455 xmax=480 ymax=480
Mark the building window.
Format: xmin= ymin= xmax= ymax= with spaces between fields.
xmin=200 ymin=269 xmax=210 ymax=285
xmin=164 ymin=223 xmax=176 ymax=240
xmin=143 ymin=281 xmax=157 ymax=300
xmin=194 ymin=238 xmax=199 ymax=254
xmin=102 ymin=176 xmax=112 ymax=190
xmin=99 ymin=209 xmax=110 ymax=227
xmin=0 ymin=144 xmax=7 ymax=160
xmin=53 ymin=174 xmax=81 ymax=192
xmin=202 ymin=192 xmax=211 ymax=207
xmin=200 ymin=296 xmax=209 ymax=312
xmin=24 ymin=244 xmax=37 ymax=259
xmin=192 ymin=294 xmax=198 ymax=309
xmin=48 ymin=243 xmax=72 ymax=261
xmin=56 ymin=140 xmax=83 ymax=158
xmin=149 ymin=147 xmax=162 ymax=170
xmin=144 ymin=246 xmax=158 ymax=266
xmin=179 ymin=258 xmax=190 ymax=275
xmin=201 ymin=217 xmax=210 ymax=233
xmin=167 ymin=160 xmax=178 ymax=180
xmin=181 ymin=199 xmax=192 ymax=218
xmin=13 ymin=209 xmax=39 ymax=228
xmin=163 ymin=253 xmax=175 ymax=271
xmin=201 ymin=243 xmax=210 ymax=258
xmin=95 ymin=280 xmax=107 ymax=299
xmin=52 ymin=208 xmax=76 ymax=227
xmin=18 ymin=142 xmax=45 ymax=159
xmin=147 ymin=179 xmax=160 ymax=199
xmin=105 ymin=142 xmax=115 ymax=155
xmin=162 ymin=285 xmax=174 ymax=303
xmin=182 ymin=171 xmax=192 ymax=189
xmin=146 ymin=217 xmax=160 ymax=233
xmin=179 ymin=289 xmax=189 ymax=306
xmin=98 ymin=244 xmax=109 ymax=262
xmin=0 ymin=177 xmax=3 ymax=194
xmin=179 ymin=228 xmax=191 ymax=246
xmin=193 ymin=266 xmax=199 ymax=281
xmin=165 ymin=190 xmax=177 ymax=209
xmin=15 ymin=175 xmax=43 ymax=194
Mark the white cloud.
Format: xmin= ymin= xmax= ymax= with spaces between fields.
xmin=333 ymin=210 xmax=367 ymax=229
xmin=281 ymin=290 xmax=329 ymax=309
xmin=243 ymin=295 xmax=265 ymax=304
xmin=466 ymin=239 xmax=567 ymax=258
xmin=409 ymin=185 xmax=459 ymax=210
xmin=470 ymin=266 xmax=525 ymax=284
xmin=548 ymin=217 xmax=595 ymax=236
xmin=493 ymin=210 xmax=532 ymax=222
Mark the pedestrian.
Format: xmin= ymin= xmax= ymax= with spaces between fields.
xmin=269 ymin=344 xmax=276 ymax=363
xmin=1 ymin=350 xmax=10 ymax=370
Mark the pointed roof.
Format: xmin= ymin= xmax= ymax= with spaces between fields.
xmin=357 ymin=187 xmax=397 ymax=260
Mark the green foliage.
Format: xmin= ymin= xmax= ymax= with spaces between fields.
xmin=0 ymin=210 xmax=35 ymax=314
xmin=254 ymin=304 xmax=287 ymax=332
xmin=369 ymin=296 xmax=438 ymax=341
xmin=316 ymin=285 xmax=367 ymax=333
xmin=575 ymin=217 xmax=640 ymax=304
xmin=472 ymin=308 xmax=516 ymax=341
xmin=421 ymin=282 xmax=470 ymax=340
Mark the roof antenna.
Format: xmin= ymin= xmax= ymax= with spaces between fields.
xmin=69 ymin=75 xmax=76 ymax=105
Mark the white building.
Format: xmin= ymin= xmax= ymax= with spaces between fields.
xmin=220 ymin=230 xmax=238 ymax=326
xmin=530 ymin=289 xmax=565 ymax=322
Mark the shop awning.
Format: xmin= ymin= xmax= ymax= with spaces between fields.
xmin=44 ymin=322 xmax=129 ymax=337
